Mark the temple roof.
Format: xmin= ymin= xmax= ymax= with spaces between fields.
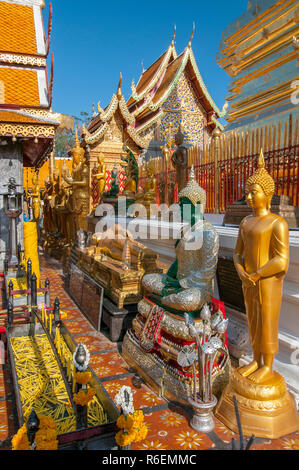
xmin=83 ymin=74 xmax=147 ymax=148
xmin=127 ymin=36 xmax=224 ymax=133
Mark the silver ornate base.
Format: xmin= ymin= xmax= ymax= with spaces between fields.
xmin=188 ymin=395 xmax=217 ymax=433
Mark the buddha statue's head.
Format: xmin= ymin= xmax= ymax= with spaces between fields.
xmin=53 ymin=166 xmax=60 ymax=182
xmin=71 ymin=127 xmax=85 ymax=165
xmin=146 ymin=158 xmax=155 ymax=177
xmin=174 ymin=127 xmax=184 ymax=147
xmin=178 ymin=166 xmax=206 ymax=224
xmin=98 ymin=153 xmax=105 ymax=166
xmin=31 ymin=172 xmax=38 ymax=186
xmin=245 ymin=149 xmax=275 ymax=212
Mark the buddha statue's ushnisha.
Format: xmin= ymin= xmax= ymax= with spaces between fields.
xmin=142 ymin=166 xmax=219 ymax=315
xmin=234 ymin=149 xmax=288 ymax=384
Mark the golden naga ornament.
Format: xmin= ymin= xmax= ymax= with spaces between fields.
xmin=215 ymin=149 xmax=299 ymax=438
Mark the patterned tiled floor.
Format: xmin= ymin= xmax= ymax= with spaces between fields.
xmin=1 ymin=252 xmax=299 ymax=451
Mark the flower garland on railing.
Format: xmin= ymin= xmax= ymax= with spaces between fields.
xmin=72 ymin=344 xmax=96 ymax=406
xmin=73 ymin=387 xmax=96 ymax=407
xmin=11 ymin=416 xmax=58 ymax=451
xmin=114 ymin=386 xmax=148 ymax=448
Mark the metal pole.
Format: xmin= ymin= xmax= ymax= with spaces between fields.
xmin=7 ymin=301 xmax=13 ymax=328
xmin=31 ymin=273 xmax=37 ymax=307
xmin=45 ymin=278 xmax=50 ymax=307
xmin=27 ymin=258 xmax=32 ymax=305
xmin=8 ymin=280 xmax=13 ymax=306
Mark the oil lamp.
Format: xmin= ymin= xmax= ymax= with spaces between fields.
xmin=2 ymin=177 xmax=23 ymax=269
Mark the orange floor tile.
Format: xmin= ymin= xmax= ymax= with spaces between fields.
xmin=0 ymin=251 xmax=298 ymax=451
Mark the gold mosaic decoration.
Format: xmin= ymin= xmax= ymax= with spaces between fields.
xmin=160 ymin=72 xmax=205 ymax=147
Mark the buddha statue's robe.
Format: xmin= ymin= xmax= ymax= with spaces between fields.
xmin=235 ymin=213 xmax=289 ymax=356
xmin=143 ymin=219 xmax=219 ymax=313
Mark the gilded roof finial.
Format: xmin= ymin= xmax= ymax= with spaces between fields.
xmin=74 ymin=126 xmax=80 ymax=147
xmin=171 ymin=24 xmax=176 ymax=45
xmin=188 ymin=22 xmax=195 ymax=47
xmin=141 ymin=60 xmax=145 ymax=73
xmin=117 ymin=72 xmax=123 ymax=99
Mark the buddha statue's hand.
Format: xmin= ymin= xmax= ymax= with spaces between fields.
xmin=162 ymin=287 xmax=203 ymax=312
xmin=237 ymin=268 xmax=256 ymax=288
xmin=142 ymin=273 xmax=166 ymax=295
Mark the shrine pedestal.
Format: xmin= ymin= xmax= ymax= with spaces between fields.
xmin=215 ymin=369 xmax=299 ymax=439
xmin=102 ymin=297 xmax=138 ymax=342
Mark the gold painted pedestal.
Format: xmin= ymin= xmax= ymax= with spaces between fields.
xmin=215 ymin=368 xmax=299 ymax=439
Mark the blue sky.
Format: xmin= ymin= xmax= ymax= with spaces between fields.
xmin=46 ymin=0 xmax=248 ymax=122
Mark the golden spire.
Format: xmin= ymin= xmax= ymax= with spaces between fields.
xmin=188 ymin=22 xmax=195 ymax=47
xmin=171 ymin=24 xmax=176 ymax=45
xmin=117 ymin=72 xmax=123 ymax=99
xmin=245 ymin=148 xmax=275 ymax=197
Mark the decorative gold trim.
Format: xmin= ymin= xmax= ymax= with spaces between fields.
xmin=0 ymin=53 xmax=46 ymax=67
xmin=0 ymin=122 xmax=55 ymax=138
xmin=126 ymin=124 xmax=148 ymax=148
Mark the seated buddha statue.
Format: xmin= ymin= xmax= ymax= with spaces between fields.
xmin=135 ymin=158 xmax=157 ymax=217
xmin=120 ymin=148 xmax=139 ymax=199
xmin=142 ymin=166 xmax=219 ymax=316
xmin=122 ymin=168 xmax=229 ymax=404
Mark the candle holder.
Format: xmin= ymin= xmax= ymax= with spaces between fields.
xmin=179 ymin=305 xmax=228 ymax=433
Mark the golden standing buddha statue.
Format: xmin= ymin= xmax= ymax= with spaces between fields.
xmin=215 ymin=149 xmax=299 ymax=438
xmin=94 ymin=152 xmax=106 ymax=203
xmin=30 ymin=172 xmax=41 ymax=223
xmin=65 ymin=128 xmax=89 ymax=232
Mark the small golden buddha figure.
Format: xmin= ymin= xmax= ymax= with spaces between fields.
xmin=142 ymin=166 xmax=219 ymax=314
xmin=120 ymin=148 xmax=139 ymax=199
xmin=135 ymin=158 xmax=157 ymax=216
xmin=30 ymin=172 xmax=41 ymax=223
xmin=215 ymin=149 xmax=299 ymax=438
xmin=65 ymin=128 xmax=89 ymax=232
xmin=50 ymin=166 xmax=61 ymax=234
xmin=42 ymin=176 xmax=55 ymax=234
xmin=171 ymin=127 xmax=188 ymax=193
xmin=94 ymin=153 xmax=106 ymax=202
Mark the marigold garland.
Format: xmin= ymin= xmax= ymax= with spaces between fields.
xmin=115 ymin=410 xmax=148 ymax=447
xmin=74 ymin=371 xmax=92 ymax=385
xmin=73 ymin=387 xmax=96 ymax=406
xmin=11 ymin=416 xmax=58 ymax=451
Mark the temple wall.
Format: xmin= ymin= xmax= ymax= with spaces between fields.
xmin=0 ymin=141 xmax=23 ymax=271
